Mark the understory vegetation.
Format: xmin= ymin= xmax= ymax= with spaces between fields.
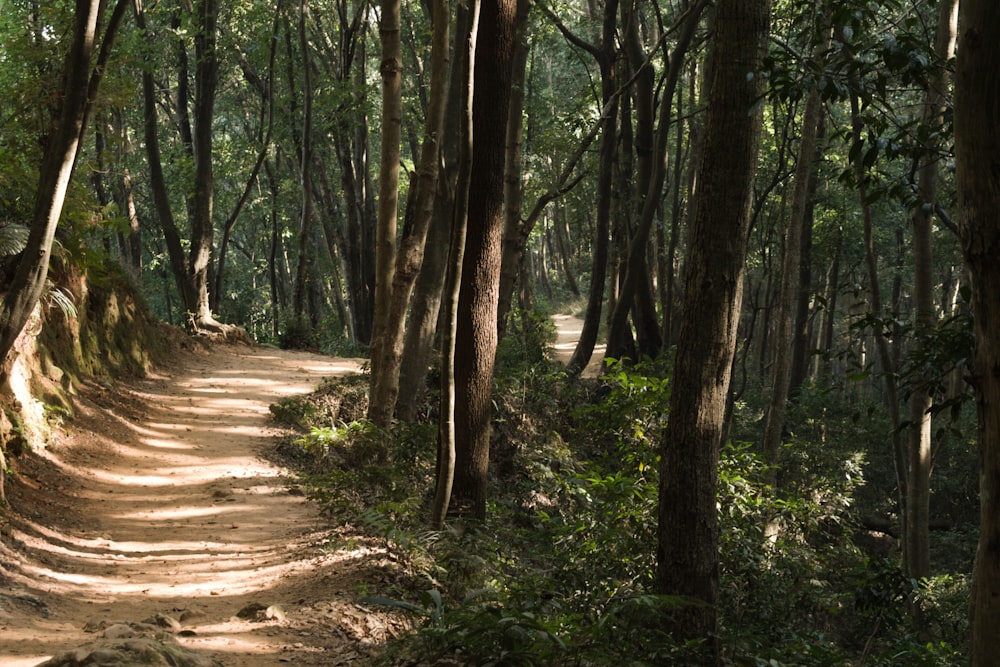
xmin=270 ymin=308 xmax=975 ymax=666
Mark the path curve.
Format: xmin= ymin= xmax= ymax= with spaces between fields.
xmin=551 ymin=313 xmax=604 ymax=378
xmin=0 ymin=344 xmax=395 ymax=666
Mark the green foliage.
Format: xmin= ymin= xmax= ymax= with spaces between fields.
xmin=269 ymin=395 xmax=320 ymax=428
xmin=274 ymin=345 xmax=971 ymax=666
xmin=278 ymin=317 xmax=317 ymax=350
xmin=496 ymin=307 xmax=558 ymax=375
xmin=0 ymin=223 xmax=30 ymax=257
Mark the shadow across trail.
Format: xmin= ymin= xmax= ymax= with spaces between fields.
xmin=0 ymin=344 xmax=381 ymax=666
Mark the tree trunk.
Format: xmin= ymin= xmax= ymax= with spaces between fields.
xmin=119 ymin=167 xmax=143 ymax=280
xmin=215 ymin=3 xmax=280 ymax=316
xmin=496 ymin=0 xmax=531 ymax=339
xmin=904 ymin=0 xmax=957 ymax=582
xmin=553 ymin=206 xmax=580 ymax=298
xmin=397 ymin=1 xmax=470 ymax=423
xmin=566 ymin=0 xmax=618 ymax=376
xmin=188 ymin=0 xmax=221 ymax=329
xmin=761 ymin=22 xmax=828 ymax=473
xmin=369 ymin=0 xmax=450 ymax=426
xmin=656 ymin=0 xmax=769 ymax=657
xmin=954 ymin=3 xmax=1000 ymax=660
xmin=136 ymin=0 xmax=193 ymax=314
xmin=431 ymin=0 xmax=479 ymax=528
xmin=451 ymin=0 xmax=518 ymax=520
xmin=265 ymin=158 xmax=282 ymax=339
xmin=0 ymin=0 xmax=128 ymax=364
xmin=850 ymin=92 xmax=910 ymax=566
xmin=787 ymin=124 xmax=821 ymax=398
xmin=291 ymin=0 xmax=316 ymax=327
xmin=369 ymin=0 xmax=403 ymax=396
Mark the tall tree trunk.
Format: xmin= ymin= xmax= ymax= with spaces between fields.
xmin=656 ymin=0 xmax=769 ymax=657
xmin=431 ymin=0 xmax=479 ymax=528
xmin=215 ymin=3 xmax=280 ymax=315
xmin=566 ymin=0 xmax=618 ymax=376
xmin=369 ymin=0 xmax=403 ymax=393
xmin=135 ymin=0 xmax=193 ymax=313
xmin=119 ymin=167 xmax=142 ymax=279
xmin=904 ymin=0 xmax=958 ymax=582
xmin=0 ymin=0 xmax=128 ymax=364
xmin=265 ymin=158 xmax=282 ymax=339
xmin=953 ymin=3 xmax=1000 ymax=660
xmin=188 ymin=0 xmax=221 ymax=329
xmin=603 ymin=0 xmax=706 ymax=363
xmin=787 ymin=118 xmax=821 ymax=397
xmin=397 ymin=2 xmax=470 ymax=423
xmin=816 ymin=225 xmax=842 ymax=382
xmin=292 ymin=0 xmax=317 ymax=327
xmin=496 ymin=0 xmax=531 ymax=339
xmin=553 ymin=206 xmax=580 ymax=297
xmin=761 ymin=20 xmax=829 ymax=473
xmin=370 ymin=0 xmax=450 ymax=426
xmin=451 ymin=0 xmax=518 ymax=520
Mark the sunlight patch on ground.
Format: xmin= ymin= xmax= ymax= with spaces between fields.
xmin=6 ymin=542 xmax=372 ymax=601
xmin=138 ymin=437 xmax=199 ymax=450
xmin=6 ymin=525 xmax=278 ymax=560
xmin=83 ymin=461 xmax=281 ymax=486
xmin=111 ymin=504 xmax=237 ymax=521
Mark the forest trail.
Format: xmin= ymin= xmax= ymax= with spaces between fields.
xmin=0 ymin=344 xmax=399 ymax=666
xmin=550 ymin=313 xmax=604 ymax=377
xmin=0 ymin=315 xmax=590 ymax=666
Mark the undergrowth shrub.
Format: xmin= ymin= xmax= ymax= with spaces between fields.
xmin=272 ymin=339 xmax=969 ymax=666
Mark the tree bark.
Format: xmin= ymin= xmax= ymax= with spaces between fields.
xmin=368 ymin=0 xmax=403 ymax=395
xmin=369 ymin=0 xmax=450 ymax=426
xmin=604 ymin=0 xmax=705 ymax=363
xmin=188 ymin=0 xmax=221 ymax=328
xmin=954 ymin=3 xmax=1000 ymax=660
xmin=396 ymin=2 xmax=470 ymax=423
xmin=451 ymin=0 xmax=518 ymax=520
xmin=215 ymin=5 xmax=279 ymax=316
xmin=291 ymin=0 xmax=317 ymax=328
xmin=432 ymin=0 xmax=479 ymax=528
xmin=656 ymin=0 xmax=769 ymax=657
xmin=135 ymin=0 xmax=193 ymax=314
xmin=565 ymin=0 xmax=618 ymax=376
xmin=495 ymin=0 xmax=531 ymax=339
xmin=851 ymin=92 xmax=909 ymax=566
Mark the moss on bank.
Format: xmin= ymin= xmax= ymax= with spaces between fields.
xmin=0 ymin=257 xmax=189 ymax=504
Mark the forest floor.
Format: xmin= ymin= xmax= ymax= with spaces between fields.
xmin=0 ymin=315 xmax=594 ymax=666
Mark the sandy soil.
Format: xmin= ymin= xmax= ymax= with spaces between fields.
xmin=0 ymin=343 xmax=408 ymax=666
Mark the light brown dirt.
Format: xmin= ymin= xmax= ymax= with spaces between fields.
xmin=0 ymin=343 xmax=408 ymax=666
xmin=0 ymin=315 xmax=591 ymax=666
xmin=550 ymin=313 xmax=604 ymax=378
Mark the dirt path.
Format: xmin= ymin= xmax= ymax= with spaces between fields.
xmin=0 ymin=344 xmax=400 ymax=666
xmin=550 ymin=313 xmax=604 ymax=378
xmin=0 ymin=316 xmax=593 ymax=666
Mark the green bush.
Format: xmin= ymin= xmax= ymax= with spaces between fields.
xmin=277 ymin=343 xmax=969 ymax=666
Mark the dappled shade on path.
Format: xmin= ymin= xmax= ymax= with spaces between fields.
xmin=0 ymin=344 xmax=393 ymax=666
